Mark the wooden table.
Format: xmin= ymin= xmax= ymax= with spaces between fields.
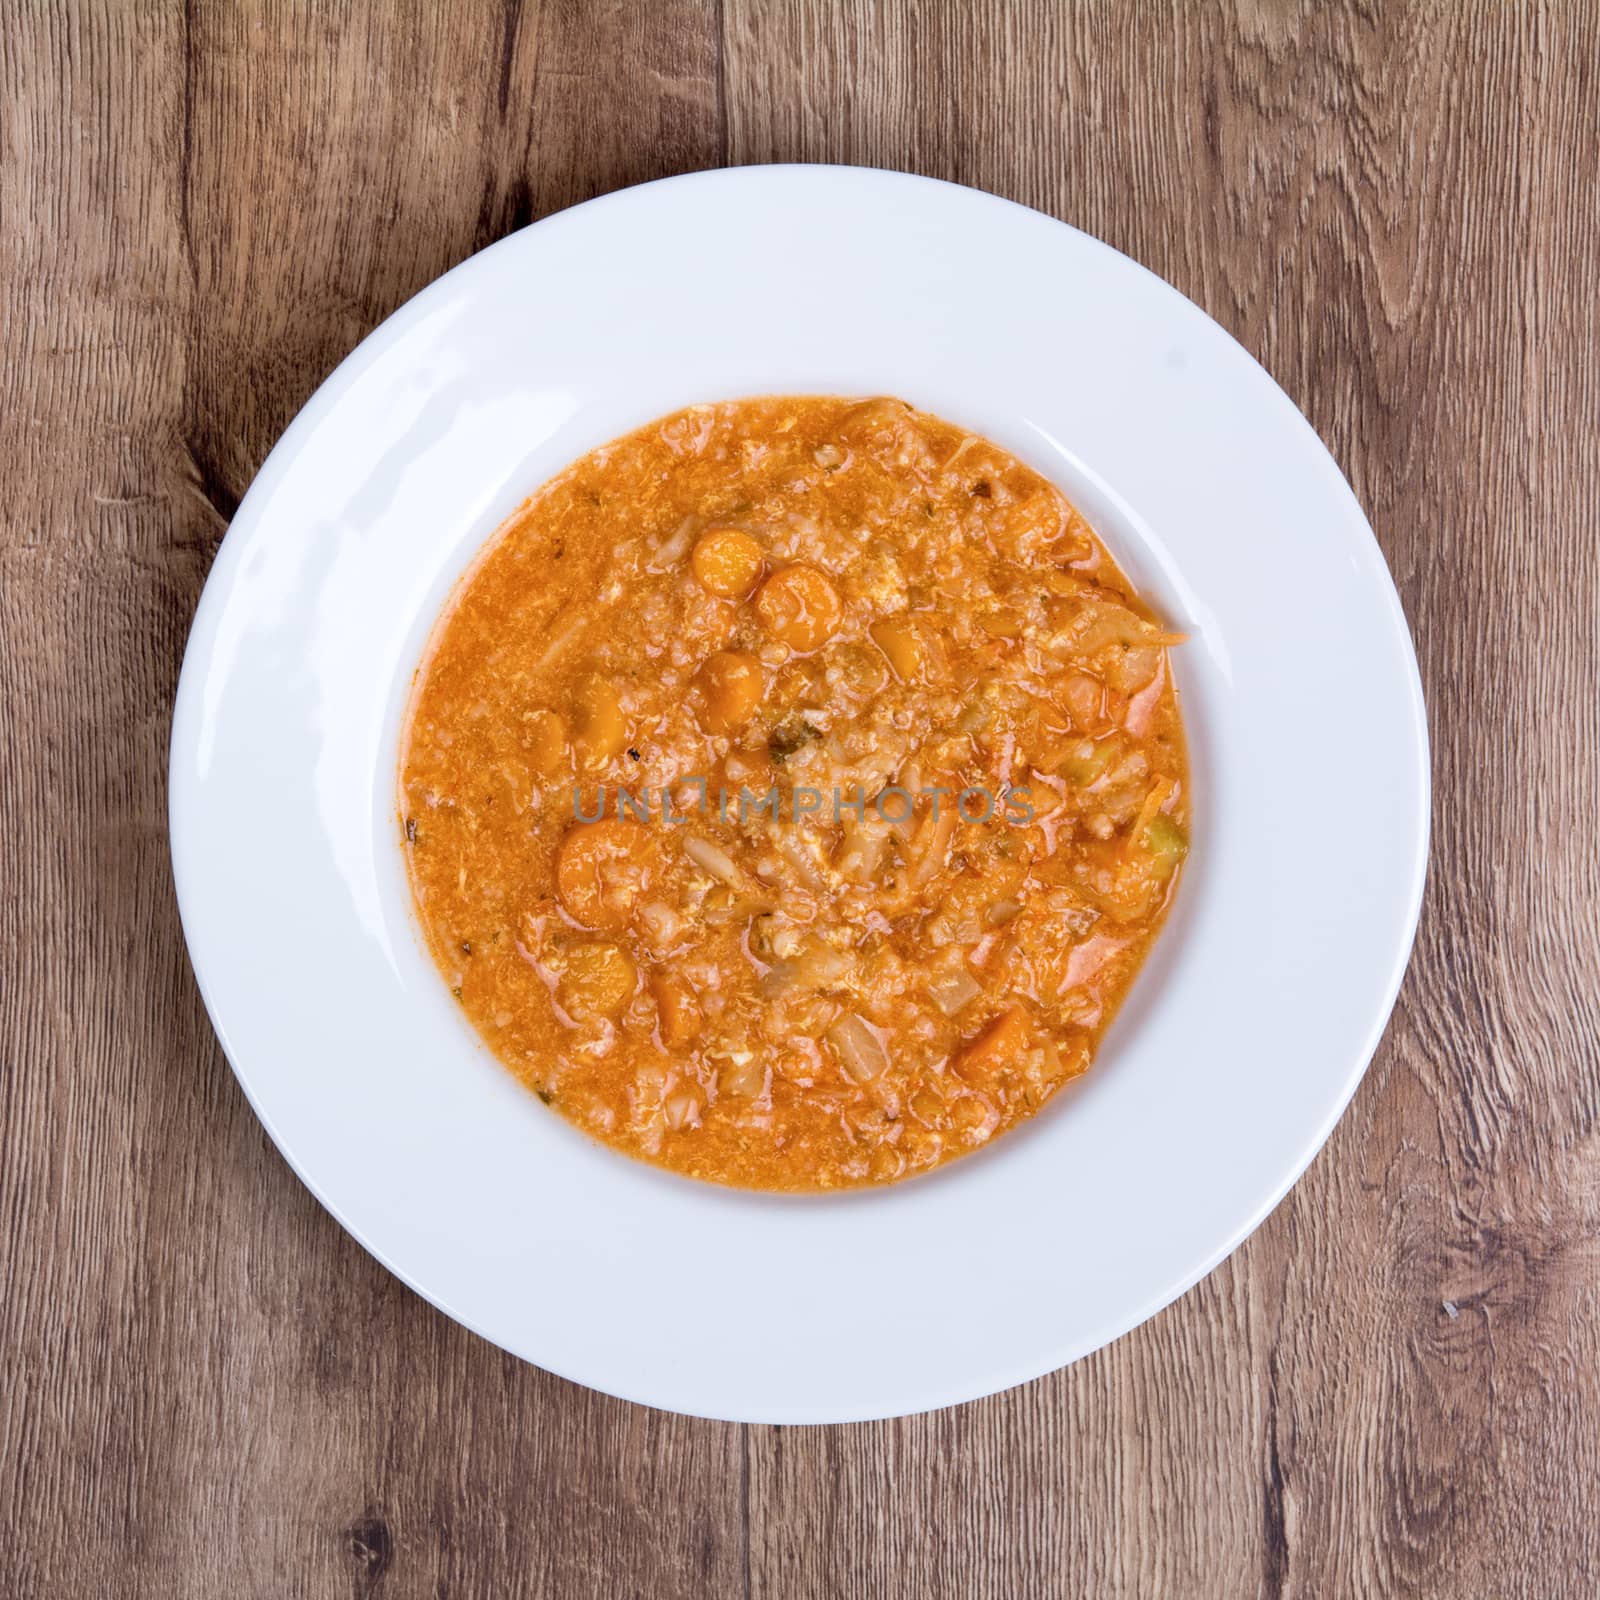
xmin=5 ymin=4 xmax=1597 ymax=1594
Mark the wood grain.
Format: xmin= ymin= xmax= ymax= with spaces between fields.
xmin=3 ymin=2 xmax=1597 ymax=1595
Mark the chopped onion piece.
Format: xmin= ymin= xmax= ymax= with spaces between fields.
xmin=1104 ymin=644 xmax=1161 ymax=695
xmin=913 ymin=812 xmax=956 ymax=885
xmin=684 ymin=834 xmax=740 ymax=883
xmin=827 ymin=1013 xmax=888 ymax=1083
xmin=795 ymin=941 xmax=852 ymax=988
xmin=763 ymin=941 xmax=852 ymax=993
xmin=647 ymin=516 xmax=697 ymax=572
xmin=927 ymin=967 xmax=982 ymax=1017
xmin=719 ymin=1054 xmax=766 ymax=1098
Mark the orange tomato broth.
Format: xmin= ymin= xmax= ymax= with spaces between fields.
xmin=399 ymin=396 xmax=1189 ymax=1191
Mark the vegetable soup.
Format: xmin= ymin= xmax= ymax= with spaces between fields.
xmin=400 ymin=397 xmax=1189 ymax=1190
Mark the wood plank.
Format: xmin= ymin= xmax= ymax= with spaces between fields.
xmin=3 ymin=1 xmax=1598 ymax=1595
xmin=724 ymin=2 xmax=1600 ymax=1595
xmin=2 ymin=3 xmax=741 ymax=1597
xmin=1 ymin=7 xmax=206 ymax=1595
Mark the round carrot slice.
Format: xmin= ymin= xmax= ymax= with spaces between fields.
xmin=555 ymin=817 xmax=654 ymax=932
xmin=571 ymin=676 xmax=628 ymax=768
xmin=695 ymin=649 xmax=764 ymax=733
xmin=691 ymin=527 xmax=764 ymax=598
xmin=755 ymin=564 xmax=842 ymax=652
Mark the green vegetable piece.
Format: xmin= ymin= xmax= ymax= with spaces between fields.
xmin=1058 ymin=738 xmax=1113 ymax=786
xmin=1144 ymin=813 xmax=1188 ymax=875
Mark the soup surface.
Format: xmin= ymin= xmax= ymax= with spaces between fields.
xmin=400 ymin=397 xmax=1189 ymax=1190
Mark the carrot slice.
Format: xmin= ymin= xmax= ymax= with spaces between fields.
xmin=955 ymin=1005 xmax=1029 ymax=1081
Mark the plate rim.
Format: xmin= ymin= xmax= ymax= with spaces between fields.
xmin=169 ymin=163 xmax=1431 ymax=1422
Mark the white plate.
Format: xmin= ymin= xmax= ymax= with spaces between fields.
xmin=170 ymin=166 xmax=1428 ymax=1423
